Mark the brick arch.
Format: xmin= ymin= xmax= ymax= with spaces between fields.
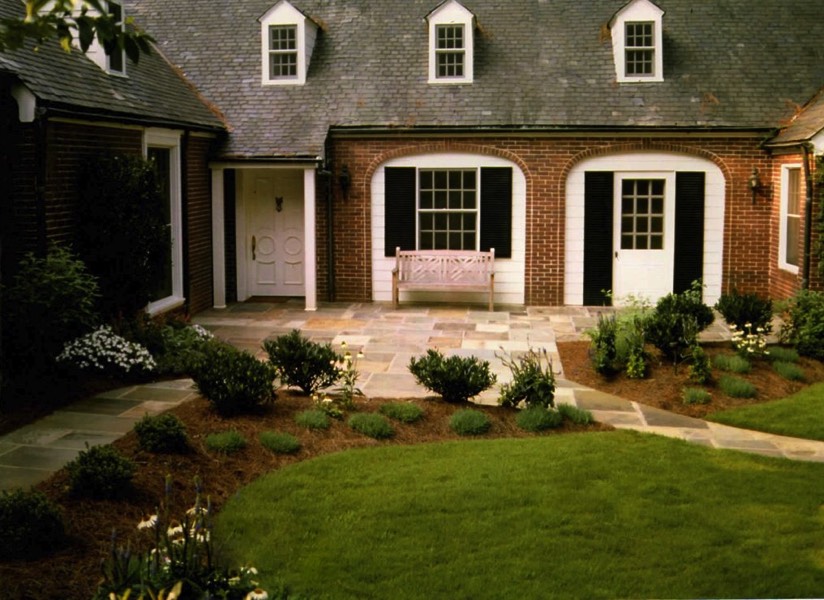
xmin=557 ymin=141 xmax=733 ymax=198
xmin=362 ymin=142 xmax=533 ymax=198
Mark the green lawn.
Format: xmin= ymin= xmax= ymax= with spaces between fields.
xmin=708 ymin=382 xmax=824 ymax=441
xmin=214 ymin=431 xmax=824 ymax=599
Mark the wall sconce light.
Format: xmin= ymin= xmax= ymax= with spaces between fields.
xmin=339 ymin=165 xmax=351 ymax=199
xmin=748 ymin=167 xmax=761 ymax=204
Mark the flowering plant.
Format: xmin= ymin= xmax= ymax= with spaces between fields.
xmin=335 ymin=341 xmax=364 ymax=408
xmin=730 ymin=322 xmax=769 ymax=359
xmin=95 ymin=475 xmax=267 ymax=600
xmin=57 ymin=325 xmax=156 ymax=376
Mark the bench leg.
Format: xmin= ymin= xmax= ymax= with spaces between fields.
xmin=488 ymin=275 xmax=495 ymax=311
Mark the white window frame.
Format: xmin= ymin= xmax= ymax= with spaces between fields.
xmin=610 ymin=0 xmax=664 ymax=83
xmin=427 ymin=0 xmax=474 ymax=84
xmin=74 ymin=0 xmax=127 ymax=76
xmin=105 ymin=0 xmax=126 ymax=75
xmin=779 ymin=164 xmax=802 ymax=274
xmin=144 ymin=129 xmax=185 ymax=315
xmin=417 ymin=168 xmax=480 ymax=251
xmin=259 ymin=0 xmax=317 ymax=86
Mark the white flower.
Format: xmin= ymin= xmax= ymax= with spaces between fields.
xmin=138 ymin=514 xmax=158 ymax=530
xmin=245 ymin=589 xmax=268 ymax=600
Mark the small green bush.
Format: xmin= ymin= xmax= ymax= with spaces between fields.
xmin=379 ymin=402 xmax=425 ymax=424
xmin=449 ymin=409 xmax=491 ymax=436
xmin=773 ymin=361 xmax=805 ymax=382
xmin=295 ymin=409 xmax=331 ymax=430
xmin=134 ymin=413 xmax=189 ymax=453
xmin=66 ymin=444 xmax=135 ymax=499
xmin=348 ymin=413 xmax=395 ymax=439
xmin=191 ymin=343 xmax=276 ymax=415
xmin=780 ymin=290 xmax=824 ymax=359
xmin=718 ymin=375 xmax=757 ymax=398
xmin=767 ymin=346 xmax=800 ymax=363
xmin=645 ymin=281 xmax=715 ymax=363
xmin=0 ymin=489 xmax=66 ymax=560
xmin=715 ymin=290 xmax=773 ymax=333
xmin=259 ymin=431 xmax=302 ymax=455
xmin=408 ymin=349 xmax=496 ymax=403
xmin=557 ymin=403 xmax=595 ymax=425
xmin=498 ymin=347 xmax=556 ymax=409
xmin=205 ymin=431 xmax=247 ymax=455
xmin=687 ymin=345 xmax=712 ymax=384
xmin=264 ymin=330 xmax=342 ymax=394
xmin=682 ymin=387 xmax=712 ymax=405
xmin=713 ymin=353 xmax=752 ymax=374
xmin=515 ymin=407 xmax=563 ymax=432
xmin=586 ymin=313 xmax=619 ymax=376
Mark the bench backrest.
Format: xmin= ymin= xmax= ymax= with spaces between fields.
xmin=395 ymin=248 xmax=495 ymax=285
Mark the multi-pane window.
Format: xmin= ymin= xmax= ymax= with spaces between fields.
xmin=785 ymin=168 xmax=802 ymax=267
xmin=269 ymin=25 xmax=298 ymax=79
xmin=620 ymin=179 xmax=665 ymax=250
xmin=107 ymin=1 xmax=124 ymax=74
xmin=435 ymin=25 xmax=465 ymax=78
xmin=625 ymin=21 xmax=654 ymax=76
xmin=419 ymin=169 xmax=477 ymax=250
xmin=148 ymin=147 xmax=173 ymax=301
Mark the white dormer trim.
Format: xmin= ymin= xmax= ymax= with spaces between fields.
xmin=610 ymin=0 xmax=664 ymax=83
xmin=426 ymin=0 xmax=475 ymax=84
xmin=259 ymin=0 xmax=318 ymax=86
xmin=78 ymin=0 xmax=126 ymax=76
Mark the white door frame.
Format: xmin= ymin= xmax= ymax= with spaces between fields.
xmin=210 ymin=163 xmax=318 ymax=311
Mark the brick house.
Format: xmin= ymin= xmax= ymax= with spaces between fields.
xmin=7 ymin=0 xmax=824 ymax=314
xmin=0 ymin=0 xmax=226 ymax=315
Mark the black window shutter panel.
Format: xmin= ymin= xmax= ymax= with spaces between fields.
xmin=480 ymin=167 xmax=512 ymax=258
xmin=384 ymin=167 xmax=417 ymax=257
xmin=583 ymin=171 xmax=614 ymax=306
xmin=673 ymin=172 xmax=705 ymax=294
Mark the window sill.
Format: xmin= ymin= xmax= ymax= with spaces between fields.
xmin=147 ymin=296 xmax=186 ymax=317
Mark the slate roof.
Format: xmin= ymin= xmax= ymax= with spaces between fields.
xmin=125 ymin=0 xmax=824 ymax=159
xmin=767 ymin=87 xmax=824 ymax=148
xmin=0 ymin=0 xmax=224 ymax=131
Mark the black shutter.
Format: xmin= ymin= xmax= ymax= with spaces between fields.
xmin=384 ymin=167 xmax=417 ymax=257
xmin=583 ymin=171 xmax=614 ymax=306
xmin=480 ymin=167 xmax=512 ymax=258
xmin=673 ymin=172 xmax=705 ymax=294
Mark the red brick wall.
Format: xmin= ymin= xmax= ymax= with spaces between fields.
xmin=324 ymin=135 xmax=782 ymax=305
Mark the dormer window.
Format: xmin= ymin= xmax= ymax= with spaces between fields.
xmin=77 ymin=0 xmax=126 ymax=75
xmin=427 ymin=0 xmax=474 ymax=84
xmin=610 ymin=0 xmax=664 ymax=83
xmin=259 ymin=0 xmax=318 ymax=86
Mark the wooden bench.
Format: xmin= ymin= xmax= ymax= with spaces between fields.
xmin=391 ymin=247 xmax=495 ymax=311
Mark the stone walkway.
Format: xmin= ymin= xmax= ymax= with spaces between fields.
xmin=2 ymin=300 xmax=824 ymax=492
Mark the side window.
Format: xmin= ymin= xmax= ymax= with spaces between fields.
xmin=780 ymin=166 xmax=802 ymax=272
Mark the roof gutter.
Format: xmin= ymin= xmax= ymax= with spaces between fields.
xmin=41 ymin=103 xmax=225 ymax=134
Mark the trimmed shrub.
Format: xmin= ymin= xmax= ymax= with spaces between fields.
xmin=295 ymin=409 xmax=331 ymax=430
xmin=134 ymin=413 xmax=189 ymax=453
xmin=66 ymin=444 xmax=135 ymax=499
xmin=715 ymin=290 xmax=773 ymax=333
xmin=718 ymin=375 xmax=757 ymax=398
xmin=259 ymin=431 xmax=302 ymax=455
xmin=408 ymin=349 xmax=496 ymax=404
xmin=191 ymin=343 xmax=276 ymax=415
xmin=0 ymin=489 xmax=66 ymax=560
xmin=264 ymin=329 xmax=343 ymax=395
xmin=379 ymin=402 xmax=425 ymax=424
xmin=645 ymin=282 xmax=714 ymax=363
xmin=557 ymin=403 xmax=595 ymax=425
xmin=348 ymin=413 xmax=395 ymax=439
xmin=1 ymin=246 xmax=99 ymax=376
xmin=780 ymin=290 xmax=824 ymax=359
xmin=767 ymin=346 xmax=800 ymax=363
xmin=205 ymin=431 xmax=247 ymax=455
xmin=515 ymin=407 xmax=563 ymax=432
xmin=713 ymin=353 xmax=752 ymax=374
xmin=687 ymin=345 xmax=712 ymax=384
xmin=77 ymin=154 xmax=171 ymax=317
xmin=449 ymin=409 xmax=491 ymax=436
xmin=682 ymin=387 xmax=712 ymax=405
xmin=586 ymin=313 xmax=619 ymax=376
xmin=773 ymin=361 xmax=805 ymax=382
xmin=498 ymin=347 xmax=556 ymax=409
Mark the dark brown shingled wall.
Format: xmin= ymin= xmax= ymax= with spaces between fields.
xmin=184 ymin=135 xmax=213 ymax=314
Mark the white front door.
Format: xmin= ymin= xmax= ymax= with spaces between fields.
xmin=612 ymin=174 xmax=675 ymax=305
xmin=247 ymin=173 xmax=305 ymax=296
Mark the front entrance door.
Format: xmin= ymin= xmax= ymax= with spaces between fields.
xmin=612 ymin=175 xmax=674 ymax=304
xmin=246 ymin=173 xmax=305 ymax=296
